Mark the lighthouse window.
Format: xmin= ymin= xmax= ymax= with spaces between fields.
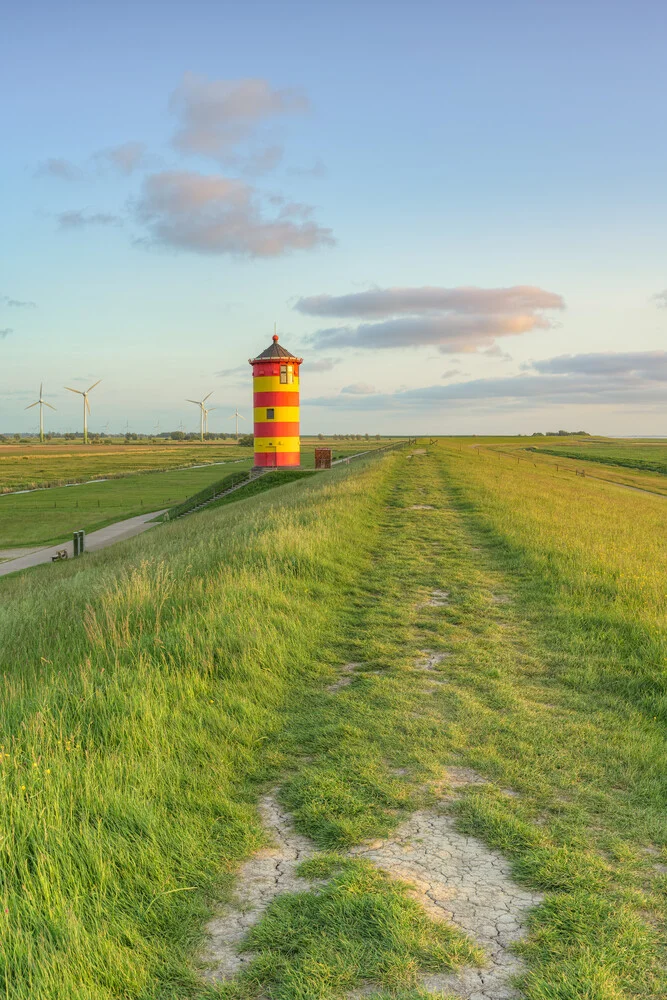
xmin=266 ymin=408 xmax=275 ymax=419
xmin=280 ymin=364 xmax=294 ymax=384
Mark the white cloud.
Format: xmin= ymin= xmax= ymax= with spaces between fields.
xmin=306 ymin=357 xmax=339 ymax=372
xmin=653 ymin=290 xmax=667 ymax=309
xmin=95 ymin=141 xmax=148 ymax=175
xmin=1 ymin=297 xmax=35 ymax=308
xmin=35 ymin=158 xmax=83 ymax=181
xmin=306 ymin=351 xmax=667 ymax=411
xmin=296 ymin=286 xmax=564 ymax=319
xmin=529 ymin=351 xmax=667 ymax=378
xmin=288 ymin=158 xmax=327 ymax=178
xmin=170 ymin=74 xmax=309 ymax=169
xmin=296 ymin=285 xmax=564 ymax=354
xmin=58 ymin=210 xmax=122 ymax=229
xmin=135 ymin=170 xmax=334 ymax=257
xmin=341 ymin=383 xmax=376 ymax=394
xmin=0 ymin=329 xmax=13 ymax=339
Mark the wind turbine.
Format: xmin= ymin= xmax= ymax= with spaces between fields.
xmin=186 ymin=392 xmax=212 ymax=442
xmin=25 ymin=383 xmax=56 ymax=443
xmin=64 ymin=379 xmax=101 ymax=444
xmin=203 ymin=405 xmax=217 ymax=436
xmin=228 ymin=407 xmax=246 ymax=440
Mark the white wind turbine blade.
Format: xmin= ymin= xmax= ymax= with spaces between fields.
xmin=86 ymin=379 xmax=101 ymax=393
xmin=65 ymin=386 xmax=83 ymax=395
xmin=39 ymin=382 xmax=43 ymax=399
xmin=25 ymin=401 xmax=39 ymax=410
xmin=202 ymin=391 xmax=213 ymax=403
xmin=86 ymin=397 xmax=91 ymax=413
xmin=186 ymin=399 xmax=199 ymax=405
xmin=44 ymin=402 xmax=56 ymax=410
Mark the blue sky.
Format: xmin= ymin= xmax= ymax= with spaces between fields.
xmin=2 ymin=0 xmax=666 ymax=435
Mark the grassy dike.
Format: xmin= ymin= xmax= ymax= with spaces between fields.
xmin=0 ymin=458 xmax=390 ymax=998
xmin=0 ymin=445 xmax=665 ymax=998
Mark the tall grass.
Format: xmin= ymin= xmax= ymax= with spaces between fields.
xmin=0 ymin=461 xmax=386 ymax=999
xmin=441 ymin=444 xmax=667 ymax=717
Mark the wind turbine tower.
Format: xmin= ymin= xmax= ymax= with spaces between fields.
xmin=25 ymin=383 xmax=56 ymax=443
xmin=229 ymin=407 xmax=246 ymax=440
xmin=64 ymin=380 xmax=101 ymax=444
xmin=203 ymin=405 xmax=216 ymax=436
xmin=186 ymin=392 xmax=213 ymax=442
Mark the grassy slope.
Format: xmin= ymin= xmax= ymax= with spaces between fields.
xmin=0 ymin=461 xmax=254 ymax=548
xmin=0 ymin=446 xmax=665 ymax=998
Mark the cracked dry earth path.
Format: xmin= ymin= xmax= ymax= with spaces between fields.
xmin=201 ymin=781 xmax=542 ymax=999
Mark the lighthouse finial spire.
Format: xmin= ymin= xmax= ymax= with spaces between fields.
xmin=273 ymin=320 xmax=278 ymax=342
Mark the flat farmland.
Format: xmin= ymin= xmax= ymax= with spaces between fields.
xmin=523 ymin=437 xmax=667 ymax=474
xmin=0 ymin=442 xmax=250 ymax=493
xmin=0 ymin=459 xmax=253 ymax=547
xmin=466 ymin=435 xmax=667 ymax=496
xmin=0 ymin=438 xmax=399 ymax=492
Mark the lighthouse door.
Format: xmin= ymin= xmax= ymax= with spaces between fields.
xmin=265 ymin=446 xmax=277 ymax=467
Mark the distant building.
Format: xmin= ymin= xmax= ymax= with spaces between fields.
xmin=248 ymin=334 xmax=303 ymax=468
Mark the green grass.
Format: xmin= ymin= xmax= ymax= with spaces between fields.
xmin=164 ymin=469 xmax=257 ymax=520
xmin=204 ymin=470 xmax=317 ymax=513
xmin=525 ymin=439 xmax=667 ymax=476
xmin=0 ymin=443 xmax=666 ymax=998
xmin=164 ymin=470 xmax=316 ymax=522
xmin=0 ymin=460 xmax=252 ymax=547
xmin=220 ymin=858 xmax=482 ymax=1000
xmin=0 ymin=439 xmax=394 ymax=493
xmin=0 ymin=443 xmax=252 ymax=492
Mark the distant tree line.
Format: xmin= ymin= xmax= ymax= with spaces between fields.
xmin=316 ymin=433 xmax=382 ymax=441
xmin=531 ymin=430 xmax=590 ymax=437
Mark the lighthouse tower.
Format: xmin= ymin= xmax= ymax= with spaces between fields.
xmin=249 ymin=334 xmax=303 ymax=468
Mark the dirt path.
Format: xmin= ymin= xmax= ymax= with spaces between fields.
xmin=201 ymin=776 xmax=542 ymax=998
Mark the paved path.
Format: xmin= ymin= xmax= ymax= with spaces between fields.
xmin=0 ymin=510 xmax=166 ymax=578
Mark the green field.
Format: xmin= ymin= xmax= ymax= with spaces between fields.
xmin=0 ymin=442 xmax=665 ymax=998
xmin=0 ymin=442 xmax=250 ymax=493
xmin=526 ymin=438 xmax=667 ymax=475
xmin=0 ymin=439 xmax=397 ymax=493
xmin=0 ymin=460 xmax=252 ymax=547
xmin=0 ymin=441 xmax=395 ymax=548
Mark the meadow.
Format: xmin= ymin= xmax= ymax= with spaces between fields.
xmin=525 ymin=438 xmax=667 ymax=475
xmin=0 ymin=460 xmax=253 ymax=548
xmin=0 ymin=442 xmax=248 ymax=493
xmin=468 ymin=435 xmax=667 ymax=497
xmin=0 ymin=438 xmax=395 ymax=493
xmin=0 ymin=439 xmax=393 ymax=548
xmin=0 ymin=441 xmax=664 ymax=999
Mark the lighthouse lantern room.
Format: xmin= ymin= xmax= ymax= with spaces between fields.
xmin=249 ymin=334 xmax=303 ymax=468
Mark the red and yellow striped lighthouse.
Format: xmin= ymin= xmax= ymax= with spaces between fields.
xmin=249 ymin=334 xmax=303 ymax=468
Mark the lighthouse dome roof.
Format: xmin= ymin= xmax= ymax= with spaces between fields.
xmin=250 ymin=334 xmax=301 ymax=362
